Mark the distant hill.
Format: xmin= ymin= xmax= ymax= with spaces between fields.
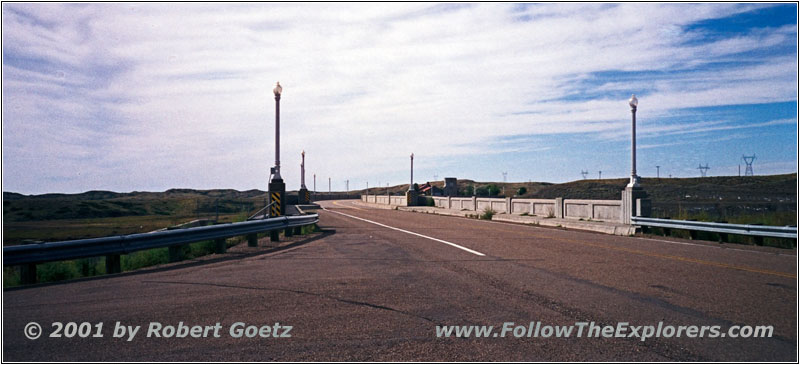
xmin=2 ymin=189 xmax=269 ymax=222
xmin=3 ymin=174 xmax=795 ymax=222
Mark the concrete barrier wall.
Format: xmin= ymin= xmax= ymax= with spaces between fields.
xmin=510 ymin=199 xmax=557 ymax=215
xmin=563 ymin=199 xmax=621 ymax=221
xmin=432 ymin=196 xmax=447 ymax=208
xmin=363 ymin=195 xmax=408 ymax=206
xmin=360 ymin=195 xmax=624 ymax=223
xmin=390 ymin=196 xmax=407 ymax=205
xmin=451 ymin=197 xmax=473 ymax=210
xmin=476 ymin=198 xmax=506 ymax=213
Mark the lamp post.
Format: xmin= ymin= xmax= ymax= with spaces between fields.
xmin=298 ymin=150 xmax=309 ymax=203
xmin=628 ymin=94 xmax=640 ymax=187
xmin=268 ymin=82 xmax=285 ymax=242
xmin=272 ymin=82 xmax=282 ymax=180
xmin=408 ymin=153 xmax=414 ymax=192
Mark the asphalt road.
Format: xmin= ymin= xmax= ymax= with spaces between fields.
xmin=3 ymin=199 xmax=797 ymax=361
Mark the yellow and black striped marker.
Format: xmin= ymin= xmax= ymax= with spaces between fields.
xmin=305 ymin=190 xmax=311 ymax=203
xmin=270 ymin=192 xmax=282 ymax=217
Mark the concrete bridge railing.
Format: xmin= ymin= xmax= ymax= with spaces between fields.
xmin=365 ymin=194 xmax=630 ymax=224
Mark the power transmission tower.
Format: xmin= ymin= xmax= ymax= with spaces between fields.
xmin=581 ymin=170 xmax=588 ymax=179
xmin=697 ymin=164 xmax=710 ymax=177
xmin=742 ymin=155 xmax=755 ymax=176
xmin=598 ymin=170 xmax=602 ymax=180
xmin=656 ymin=166 xmax=660 ymax=178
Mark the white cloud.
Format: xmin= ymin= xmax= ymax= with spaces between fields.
xmin=2 ymin=3 xmax=797 ymax=194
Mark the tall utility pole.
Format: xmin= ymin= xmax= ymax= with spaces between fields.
xmin=268 ymin=82 xmax=284 ymax=242
xmin=598 ymin=170 xmax=602 ymax=180
xmin=581 ymin=170 xmax=588 ymax=179
xmin=328 ymin=177 xmax=331 ymax=194
xmin=345 ymin=180 xmax=349 ymax=192
xmin=410 ymin=154 xmax=415 ymax=190
xmin=656 ymin=165 xmax=660 ymax=179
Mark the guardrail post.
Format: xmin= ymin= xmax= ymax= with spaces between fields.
xmin=214 ymin=238 xmax=227 ymax=254
xmin=20 ymin=264 xmax=36 ymax=285
xmin=168 ymin=245 xmax=184 ymax=262
xmin=106 ymin=254 xmax=121 ymax=274
xmin=247 ymin=233 xmax=258 ymax=247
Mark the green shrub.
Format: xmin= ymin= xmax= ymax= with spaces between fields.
xmin=517 ymin=187 xmax=527 ymax=196
xmin=122 ymin=247 xmax=170 ymax=271
xmin=38 ymin=261 xmax=81 ymax=283
xmin=480 ymin=208 xmax=496 ymax=220
xmin=486 ymin=184 xmax=500 ymax=197
xmin=425 ymin=197 xmax=435 ymax=206
xmin=464 ymin=185 xmax=474 ymax=196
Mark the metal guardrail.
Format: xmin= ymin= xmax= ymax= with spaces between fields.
xmin=3 ymin=214 xmax=318 ymax=266
xmin=248 ymin=201 xmax=276 ymax=221
xmin=631 ymin=217 xmax=797 ymax=239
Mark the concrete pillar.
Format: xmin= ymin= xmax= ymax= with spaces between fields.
xmin=636 ymin=198 xmax=652 ymax=217
xmin=621 ymin=187 xmax=648 ymax=224
xmin=447 ymin=196 xmax=452 ymax=210
xmin=472 ymin=196 xmax=477 ymax=211
xmin=405 ymin=190 xmax=418 ymax=206
xmin=555 ymin=197 xmax=564 ymax=218
xmin=506 ymin=197 xmax=512 ymax=214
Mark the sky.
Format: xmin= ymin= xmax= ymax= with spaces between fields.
xmin=2 ymin=3 xmax=797 ymax=195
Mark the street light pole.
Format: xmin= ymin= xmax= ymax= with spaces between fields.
xmin=273 ymin=82 xmax=282 ymax=180
xmin=298 ymin=150 xmax=309 ymax=203
xmin=268 ymin=82 xmax=285 ymax=242
xmin=408 ymin=153 xmax=414 ymax=192
xmin=628 ymin=94 xmax=640 ymax=188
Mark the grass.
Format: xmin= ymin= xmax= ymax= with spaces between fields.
xmin=646 ymin=210 xmax=797 ymax=248
xmin=480 ymin=208 xmax=496 ymax=220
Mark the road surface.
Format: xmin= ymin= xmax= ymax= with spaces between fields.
xmin=3 ymin=199 xmax=797 ymax=361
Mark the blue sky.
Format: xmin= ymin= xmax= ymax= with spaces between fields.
xmin=2 ymin=3 xmax=797 ymax=194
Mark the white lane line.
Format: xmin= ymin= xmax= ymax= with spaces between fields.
xmin=322 ymin=205 xmax=486 ymax=256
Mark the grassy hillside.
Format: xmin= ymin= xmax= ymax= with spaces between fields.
xmin=3 ymin=189 xmax=266 ymax=222
xmin=3 ymin=174 xmax=796 ymax=244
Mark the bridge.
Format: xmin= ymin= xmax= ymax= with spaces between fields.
xmin=3 ymin=199 xmax=796 ymax=361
